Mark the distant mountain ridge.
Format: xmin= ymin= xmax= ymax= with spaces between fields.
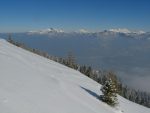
xmin=28 ymin=28 xmax=64 ymax=34
xmin=27 ymin=28 xmax=150 ymax=40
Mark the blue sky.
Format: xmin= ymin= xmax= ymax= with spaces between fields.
xmin=0 ymin=0 xmax=150 ymax=32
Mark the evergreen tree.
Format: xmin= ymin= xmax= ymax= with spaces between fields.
xmin=85 ymin=66 xmax=92 ymax=77
xmin=66 ymin=51 xmax=77 ymax=68
xmin=7 ymin=33 xmax=13 ymax=44
xmin=100 ymin=78 xmax=118 ymax=106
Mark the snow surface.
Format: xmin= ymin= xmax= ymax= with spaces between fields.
xmin=0 ymin=39 xmax=150 ymax=113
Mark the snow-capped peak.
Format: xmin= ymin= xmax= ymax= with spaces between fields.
xmin=79 ymin=29 xmax=90 ymax=33
xmin=28 ymin=28 xmax=64 ymax=34
xmin=108 ymin=28 xmax=145 ymax=34
xmin=135 ymin=30 xmax=145 ymax=34
xmin=109 ymin=28 xmax=131 ymax=34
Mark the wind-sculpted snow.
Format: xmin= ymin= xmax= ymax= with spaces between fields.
xmin=0 ymin=39 xmax=150 ymax=113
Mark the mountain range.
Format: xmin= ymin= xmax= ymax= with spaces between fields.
xmin=27 ymin=28 xmax=150 ymax=39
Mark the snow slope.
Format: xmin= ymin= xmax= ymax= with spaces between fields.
xmin=0 ymin=39 xmax=149 ymax=113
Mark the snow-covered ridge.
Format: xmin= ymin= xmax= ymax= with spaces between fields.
xmin=109 ymin=28 xmax=145 ymax=34
xmin=29 ymin=28 xmax=146 ymax=34
xmin=78 ymin=29 xmax=91 ymax=33
xmin=27 ymin=28 xmax=149 ymax=40
xmin=109 ymin=28 xmax=131 ymax=34
xmin=0 ymin=39 xmax=149 ymax=113
xmin=28 ymin=28 xmax=64 ymax=34
xmin=28 ymin=28 xmax=146 ymax=35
